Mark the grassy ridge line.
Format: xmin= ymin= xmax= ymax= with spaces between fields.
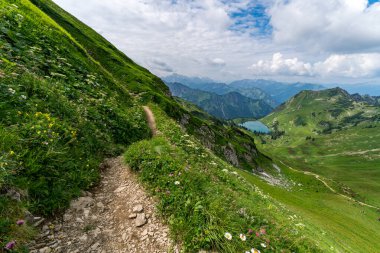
xmin=124 ymin=104 xmax=325 ymax=252
xmin=30 ymin=0 xmax=170 ymax=97
xmin=0 ymin=0 xmax=152 ymax=249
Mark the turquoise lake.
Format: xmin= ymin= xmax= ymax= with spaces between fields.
xmin=240 ymin=121 xmax=270 ymax=134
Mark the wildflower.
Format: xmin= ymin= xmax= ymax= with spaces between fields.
xmin=224 ymin=232 xmax=232 ymax=240
xmin=16 ymin=220 xmax=25 ymax=225
xmin=260 ymin=228 xmax=266 ymax=235
xmin=222 ymin=169 xmax=228 ymax=173
xmin=20 ymin=95 xmax=27 ymax=100
xmin=9 ymin=151 xmax=15 ymax=156
xmin=255 ymin=231 xmax=260 ymax=237
xmin=251 ymin=249 xmax=261 ymax=253
xmin=8 ymin=88 xmax=15 ymax=94
xmin=239 ymin=233 xmax=246 ymax=241
xmin=174 ymin=181 xmax=180 ymax=185
xmin=260 ymin=243 xmax=267 ymax=248
xmin=248 ymin=228 xmax=254 ymax=234
xmin=5 ymin=241 xmax=16 ymax=250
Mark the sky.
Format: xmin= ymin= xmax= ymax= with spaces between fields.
xmin=52 ymin=0 xmax=380 ymax=86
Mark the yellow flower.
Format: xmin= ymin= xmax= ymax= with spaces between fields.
xmin=9 ymin=151 xmax=15 ymax=155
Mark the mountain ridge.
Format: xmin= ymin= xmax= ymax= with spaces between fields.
xmin=167 ymin=82 xmax=273 ymax=119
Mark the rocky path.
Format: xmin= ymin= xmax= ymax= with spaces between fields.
xmin=143 ymin=106 xmax=157 ymax=136
xmin=28 ymin=157 xmax=177 ymax=253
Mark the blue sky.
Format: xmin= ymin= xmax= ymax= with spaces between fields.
xmin=53 ymin=0 xmax=380 ymax=88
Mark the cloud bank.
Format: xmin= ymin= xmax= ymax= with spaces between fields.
xmin=52 ymin=0 xmax=380 ymax=84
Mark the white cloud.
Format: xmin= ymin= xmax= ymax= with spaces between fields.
xmin=250 ymin=53 xmax=313 ymax=76
xmin=211 ymin=58 xmax=226 ymax=66
xmin=270 ymin=0 xmax=380 ymax=53
xmin=52 ymin=0 xmax=380 ymax=84
xmin=315 ymin=53 xmax=380 ymax=78
xmin=251 ymin=53 xmax=380 ymax=78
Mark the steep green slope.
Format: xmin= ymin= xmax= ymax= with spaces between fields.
xmin=124 ymin=104 xmax=325 ymax=252
xmin=260 ymin=88 xmax=380 ymax=206
xmin=0 ymin=0 xmax=283 ymax=250
xmin=1 ymin=0 xmax=376 ymax=252
xmin=0 ymin=0 xmax=156 ymax=248
xmin=167 ymin=82 xmax=273 ymax=119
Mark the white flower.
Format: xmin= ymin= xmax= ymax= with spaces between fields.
xmin=224 ymin=232 xmax=232 ymax=240
xmin=174 ymin=181 xmax=180 ymax=185
xmin=222 ymin=169 xmax=229 ymax=173
xmin=20 ymin=95 xmax=27 ymax=100
xmin=232 ymin=171 xmax=238 ymax=175
xmin=260 ymin=243 xmax=266 ymax=248
xmin=251 ymin=249 xmax=261 ymax=253
xmin=8 ymin=88 xmax=15 ymax=94
xmin=239 ymin=233 xmax=246 ymax=241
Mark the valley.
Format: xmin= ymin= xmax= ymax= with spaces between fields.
xmin=258 ymin=88 xmax=380 ymax=207
xmin=1 ymin=0 xmax=379 ymax=252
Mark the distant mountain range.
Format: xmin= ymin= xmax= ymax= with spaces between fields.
xmin=163 ymin=74 xmax=325 ymax=107
xmin=167 ymin=82 xmax=273 ymax=119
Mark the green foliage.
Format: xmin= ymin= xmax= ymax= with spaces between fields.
xmin=124 ymin=105 xmax=323 ymax=252
xmin=0 ymin=0 xmax=152 ymax=249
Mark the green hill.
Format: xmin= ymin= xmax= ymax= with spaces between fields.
xmin=1 ymin=1 xmax=379 ymax=252
xmin=260 ymin=87 xmax=380 ymax=206
xmin=167 ymin=82 xmax=273 ymax=119
xmin=0 ymin=0 xmax=326 ymax=252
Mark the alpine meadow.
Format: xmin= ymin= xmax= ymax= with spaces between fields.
xmin=1 ymin=0 xmax=380 ymax=253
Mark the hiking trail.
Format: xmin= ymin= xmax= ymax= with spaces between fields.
xmin=28 ymin=106 xmax=178 ymax=253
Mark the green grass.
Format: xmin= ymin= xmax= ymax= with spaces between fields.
xmin=238 ymin=162 xmax=380 ymax=253
xmin=124 ymin=104 xmax=325 ymax=252
xmin=0 ymin=0 xmax=153 ymax=248
xmin=260 ymin=88 xmax=380 ymax=206
xmin=2 ymin=1 xmax=377 ymax=252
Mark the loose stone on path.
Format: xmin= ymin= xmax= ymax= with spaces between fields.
xmin=28 ymin=157 xmax=177 ymax=253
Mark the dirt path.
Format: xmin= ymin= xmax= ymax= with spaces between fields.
xmin=28 ymin=157 xmax=177 ymax=253
xmin=280 ymin=161 xmax=379 ymax=210
xmin=143 ymin=106 xmax=157 ymax=136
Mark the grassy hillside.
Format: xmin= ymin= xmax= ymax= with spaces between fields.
xmin=0 ymin=0 xmax=305 ymax=251
xmin=167 ymin=82 xmax=273 ymax=119
xmin=239 ymin=162 xmax=380 ymax=253
xmin=1 ymin=0 xmax=378 ymax=252
xmin=124 ymin=104 xmax=325 ymax=252
xmin=260 ymin=88 xmax=380 ymax=206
